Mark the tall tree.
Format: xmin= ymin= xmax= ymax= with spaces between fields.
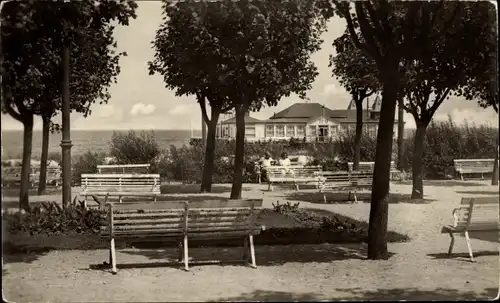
xmin=1 ymin=0 xmax=136 ymax=210
xmin=455 ymin=4 xmax=498 ymax=185
xmin=330 ymin=30 xmax=380 ymax=170
xmin=151 ymin=0 xmax=326 ymax=198
xmin=400 ymin=2 xmax=496 ymax=199
xmin=34 ymin=13 xmax=128 ymax=196
xmin=149 ymin=1 xmax=233 ymax=193
xmin=331 ymin=0 xmax=466 ymax=259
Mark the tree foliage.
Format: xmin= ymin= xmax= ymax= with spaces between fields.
xmin=1 ymin=0 xmax=137 ymax=210
xmin=330 ymin=0 xmax=484 ymax=260
xmin=330 ymin=30 xmax=380 ymax=99
xmin=2 ymin=0 xmax=137 ymax=123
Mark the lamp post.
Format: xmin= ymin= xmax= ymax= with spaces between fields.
xmin=60 ymin=21 xmax=72 ymax=208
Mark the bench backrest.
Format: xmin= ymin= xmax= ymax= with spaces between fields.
xmin=319 ymin=171 xmax=373 ymax=184
xmin=100 ymin=199 xmax=263 ymax=239
xmin=97 ymin=164 xmax=150 ymax=174
xmin=267 ymin=165 xmax=322 ymax=177
xmin=100 ymin=201 xmax=187 ymax=238
xmin=453 ymin=159 xmax=497 ymax=173
xmin=81 ymin=173 xmax=161 ymax=193
xmin=454 ymin=196 xmax=499 ymax=228
xmin=347 ymin=161 xmax=397 ymax=172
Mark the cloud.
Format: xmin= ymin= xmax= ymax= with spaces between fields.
xmin=321 ymin=83 xmax=344 ymax=96
xmin=169 ymin=104 xmax=194 ymax=115
xmin=130 ymin=102 xmax=156 ymax=116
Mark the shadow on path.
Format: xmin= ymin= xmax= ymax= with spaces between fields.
xmin=214 ymin=287 xmax=497 ymax=301
xmin=394 ymin=180 xmax=489 ymax=187
xmin=286 ymin=192 xmax=435 ymax=204
xmin=114 ymin=243 xmax=395 ymax=270
xmin=427 ymin=250 xmax=499 ymax=262
xmin=454 ymin=190 xmax=499 ymax=195
xmin=160 ymin=184 xmax=250 ymax=194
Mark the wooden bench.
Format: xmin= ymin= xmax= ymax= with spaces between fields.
xmin=97 ymin=164 xmax=150 ymax=174
xmin=441 ymin=196 xmax=498 ymax=262
xmin=347 ymin=161 xmax=400 ymax=180
xmin=80 ymin=173 xmax=161 ymax=207
xmin=317 ymin=170 xmax=374 ymax=203
xmin=453 ymin=159 xmax=498 ymax=180
xmin=99 ymin=199 xmax=264 ymax=273
xmin=266 ymin=165 xmax=322 ymax=191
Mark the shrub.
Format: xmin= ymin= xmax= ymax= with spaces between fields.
xmin=403 ymin=117 xmax=498 ymax=179
xmin=272 ymin=201 xmax=301 ymax=214
xmin=2 ymin=201 xmax=103 ymax=235
xmin=72 ymin=151 xmax=106 ymax=185
xmin=47 ymin=152 xmax=62 ymax=164
xmin=109 ymin=130 xmax=161 ymax=167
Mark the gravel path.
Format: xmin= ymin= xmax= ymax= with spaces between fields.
xmin=3 ymin=181 xmax=499 ymax=301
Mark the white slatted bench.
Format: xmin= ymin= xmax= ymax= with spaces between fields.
xmin=347 ymin=161 xmax=400 ymax=179
xmin=80 ymin=173 xmax=161 ymax=207
xmin=100 ymin=199 xmax=264 ymax=274
xmin=441 ymin=196 xmax=499 ymax=262
xmin=267 ymin=165 xmax=322 ymax=191
xmin=453 ymin=159 xmax=498 ymax=180
xmin=317 ymin=170 xmax=374 ymax=203
xmin=97 ymin=164 xmax=150 ymax=174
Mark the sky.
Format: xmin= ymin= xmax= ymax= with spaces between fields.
xmin=1 ymin=1 xmax=498 ymax=131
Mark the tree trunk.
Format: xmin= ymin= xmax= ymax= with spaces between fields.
xmin=38 ymin=116 xmax=50 ymax=195
xmin=353 ymin=101 xmax=363 ymax=170
xmin=411 ymin=124 xmax=427 ymax=199
xmin=200 ymin=111 xmax=220 ymax=193
xmin=20 ymin=116 xmax=34 ymax=212
xmin=368 ymin=78 xmax=398 ymax=260
xmin=230 ymin=106 xmax=246 ymax=199
xmin=397 ymin=99 xmax=405 ymax=171
xmin=492 ymin=141 xmax=499 ymax=186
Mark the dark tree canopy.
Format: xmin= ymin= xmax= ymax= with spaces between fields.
xmin=1 ymin=0 xmax=137 ymax=122
xmin=330 ymin=30 xmax=380 ymax=98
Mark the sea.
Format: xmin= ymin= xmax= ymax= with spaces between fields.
xmin=1 ymin=129 xmax=201 ymax=160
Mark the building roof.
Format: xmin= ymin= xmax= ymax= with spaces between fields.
xmin=270 ymin=103 xmax=340 ymax=119
xmin=221 ymin=115 xmax=262 ymax=124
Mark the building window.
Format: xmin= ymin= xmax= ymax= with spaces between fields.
xmin=296 ymin=125 xmax=305 ymax=137
xmin=368 ymin=124 xmax=377 ymax=137
xmin=308 ymin=125 xmax=317 ymax=137
xmin=286 ymin=125 xmax=295 ymax=137
xmin=265 ymin=124 xmax=274 ymax=137
xmin=245 ymin=125 xmax=255 ymax=138
xmin=276 ymin=125 xmax=285 ymax=137
xmin=329 ymin=125 xmax=338 ymax=136
xmin=222 ymin=125 xmax=230 ymax=137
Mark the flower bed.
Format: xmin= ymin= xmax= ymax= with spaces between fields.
xmin=2 ymin=201 xmax=409 ymax=253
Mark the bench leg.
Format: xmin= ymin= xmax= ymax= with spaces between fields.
xmin=323 ymin=193 xmax=327 ymax=204
xmin=119 ymin=196 xmax=122 ymax=203
xmin=294 ymin=183 xmax=299 ymax=191
xmin=183 ymin=235 xmax=189 ymax=271
xmin=153 ymin=195 xmax=157 ymax=203
xmin=243 ymin=237 xmax=249 ymax=262
xmin=268 ymin=183 xmax=273 ymax=192
xmin=464 ymin=231 xmax=475 ymax=262
xmin=110 ymin=238 xmax=117 ymax=274
xmin=353 ymin=190 xmax=358 ymax=203
xmin=84 ymin=195 xmax=88 ymax=209
xmin=177 ymin=241 xmax=183 ymax=262
xmin=460 ymin=173 xmax=464 ymax=181
xmin=249 ymin=234 xmax=256 ymax=268
xmin=447 ymin=233 xmax=455 ymax=255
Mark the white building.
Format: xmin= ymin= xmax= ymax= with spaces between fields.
xmin=217 ymin=98 xmax=399 ymax=142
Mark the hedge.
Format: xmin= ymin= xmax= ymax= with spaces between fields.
xmin=65 ymin=120 xmax=497 ymax=183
